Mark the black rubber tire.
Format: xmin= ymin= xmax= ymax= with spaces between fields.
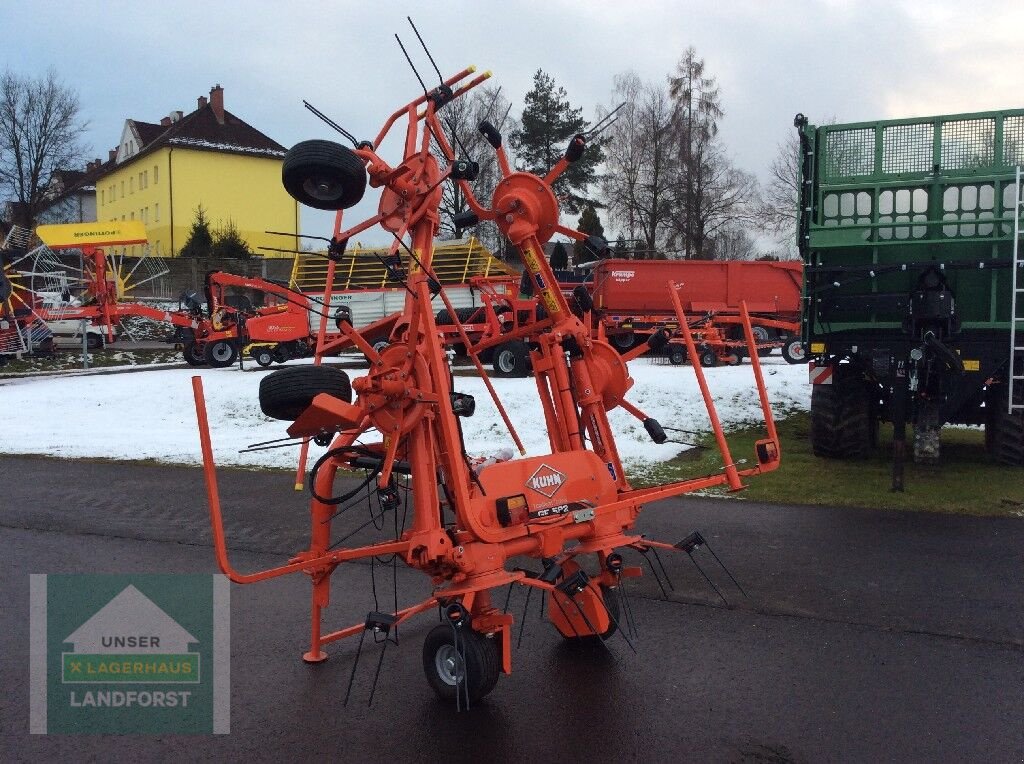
xmin=727 ymin=353 xmax=742 ymax=366
xmin=699 ymin=348 xmax=718 ymax=368
xmin=183 ymin=341 xmax=206 ymax=366
xmin=492 ymin=340 xmax=531 ymax=377
xmin=86 ymin=334 xmax=103 ymax=350
xmin=422 ymin=624 xmax=501 ymax=704
xmin=560 ymin=585 xmax=620 ymax=643
xmin=259 ymin=365 xmax=352 ymax=421
xmin=435 ymin=307 xmax=481 ymax=325
xmin=282 ymin=140 xmax=367 ymax=211
xmin=204 ymin=340 xmax=238 ymax=368
xmin=751 ymin=325 xmax=773 ymax=357
xmin=810 ymin=370 xmax=875 ymax=459
xmin=782 ymin=338 xmax=806 ymax=364
xmin=611 ymin=332 xmax=636 ymax=352
xmin=667 ymin=346 xmax=686 ymax=365
xmin=252 ymin=347 xmax=275 ymax=367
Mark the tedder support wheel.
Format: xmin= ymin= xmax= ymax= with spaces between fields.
xmin=492 ymin=340 xmax=531 ymax=377
xmin=204 ymin=340 xmax=239 ymax=368
xmin=782 ymin=338 xmax=806 ymax=364
xmin=667 ymin=346 xmax=686 ymax=365
xmin=282 ymin=140 xmax=367 ymax=211
xmin=810 ymin=369 xmax=875 ymax=459
xmin=259 ymin=365 xmax=352 ymax=421
xmin=422 ymin=624 xmax=501 ymax=704
xmin=183 ymin=341 xmax=206 ymax=367
xmin=252 ymin=347 xmax=275 ymax=367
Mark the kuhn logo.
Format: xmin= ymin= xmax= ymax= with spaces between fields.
xmin=527 ymin=464 xmax=566 ymax=498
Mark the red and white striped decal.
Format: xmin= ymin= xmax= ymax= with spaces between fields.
xmin=809 ymin=362 xmax=834 ymax=385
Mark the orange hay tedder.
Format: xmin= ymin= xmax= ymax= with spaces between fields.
xmin=193 ymin=31 xmax=781 ymax=707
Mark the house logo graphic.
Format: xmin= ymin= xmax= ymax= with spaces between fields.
xmin=30 ymin=574 xmax=230 ymax=735
xmin=62 ymin=585 xmax=200 ymax=684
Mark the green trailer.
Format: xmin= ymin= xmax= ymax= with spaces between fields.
xmin=796 ymin=108 xmax=1024 ymax=483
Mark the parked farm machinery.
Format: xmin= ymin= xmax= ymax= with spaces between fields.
xmin=192 ymin=43 xmax=782 ymax=706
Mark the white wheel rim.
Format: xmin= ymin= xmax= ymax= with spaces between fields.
xmin=434 ymin=644 xmax=464 ymax=686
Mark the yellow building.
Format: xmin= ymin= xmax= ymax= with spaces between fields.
xmin=97 ymin=85 xmax=299 ymax=258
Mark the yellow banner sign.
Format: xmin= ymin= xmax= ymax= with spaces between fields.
xmin=36 ymin=222 xmax=148 ymax=249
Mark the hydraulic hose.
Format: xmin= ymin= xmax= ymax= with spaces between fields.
xmin=923 ymin=332 xmax=964 ymax=374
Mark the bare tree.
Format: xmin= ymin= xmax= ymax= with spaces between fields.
xmin=600 ymin=72 xmax=675 ymax=256
xmin=434 ymin=85 xmax=517 ymax=254
xmin=668 ymin=47 xmax=724 ymax=259
xmin=708 ymin=222 xmax=758 ymax=260
xmin=677 ymin=147 xmax=758 ymax=259
xmin=0 ymin=70 xmax=88 ymax=227
xmin=760 ymin=131 xmax=801 ymax=241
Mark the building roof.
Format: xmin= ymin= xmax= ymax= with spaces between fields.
xmin=115 ymin=95 xmax=286 ymax=170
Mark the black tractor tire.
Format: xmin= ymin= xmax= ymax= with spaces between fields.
xmin=810 ymin=371 xmax=875 ymax=459
xmin=282 ymin=140 xmax=367 ymax=211
xmin=699 ymin=348 xmax=718 ymax=368
xmin=204 ymin=340 xmax=238 ymax=368
xmin=782 ymin=338 xmax=806 ymax=364
xmin=667 ymin=346 xmax=687 ymax=365
xmin=259 ymin=365 xmax=352 ymax=421
xmin=994 ymin=410 xmax=1024 ymax=467
xmin=560 ymin=585 xmax=620 ymax=643
xmin=252 ymin=347 xmax=275 ymax=367
xmin=422 ymin=624 xmax=501 ymax=704
xmin=183 ymin=341 xmax=206 ymax=366
xmin=492 ymin=340 xmax=531 ymax=377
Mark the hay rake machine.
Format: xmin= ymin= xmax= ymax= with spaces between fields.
xmin=193 ymin=31 xmax=781 ymax=707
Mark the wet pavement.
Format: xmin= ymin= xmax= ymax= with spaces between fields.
xmin=1 ymin=455 xmax=1022 ymax=762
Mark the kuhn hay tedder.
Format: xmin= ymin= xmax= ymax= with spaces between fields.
xmin=193 ymin=45 xmax=781 ymax=707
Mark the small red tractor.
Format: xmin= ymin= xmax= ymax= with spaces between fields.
xmin=193 ymin=54 xmax=781 ymax=706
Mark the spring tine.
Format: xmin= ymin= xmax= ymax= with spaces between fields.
xmin=549 ymin=590 xmax=583 ymax=639
xmin=588 ymin=583 xmax=636 ymax=654
xmin=704 ymin=540 xmax=748 ymax=598
xmin=640 ymin=549 xmax=669 ymax=600
xmin=343 ymin=629 xmax=367 ymax=707
xmin=650 ymin=546 xmax=675 ymax=591
xmin=517 ymin=586 xmax=533 ymax=648
xmin=688 ymin=552 xmax=729 ymax=607
xmin=367 ymin=639 xmax=388 ymax=707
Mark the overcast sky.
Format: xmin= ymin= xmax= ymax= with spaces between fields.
xmin=5 ymin=0 xmax=1023 ymax=245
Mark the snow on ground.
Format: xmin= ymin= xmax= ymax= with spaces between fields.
xmin=0 ymin=356 xmax=809 ymax=473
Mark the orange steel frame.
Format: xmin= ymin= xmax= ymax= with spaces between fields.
xmin=193 ymin=65 xmax=782 ymax=674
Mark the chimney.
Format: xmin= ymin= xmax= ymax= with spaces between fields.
xmin=109 ymin=149 xmax=117 ymax=162
xmin=94 ymin=158 xmax=101 ymax=168
xmin=160 ymin=116 xmax=171 ymax=127
xmin=198 ymin=95 xmax=208 ymax=110
xmin=210 ymin=84 xmax=224 ymax=124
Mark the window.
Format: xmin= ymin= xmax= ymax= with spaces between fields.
xmin=129 ymin=177 xmax=134 ymax=194
xmin=101 ymin=190 xmax=105 ymax=205
xmin=154 ymin=203 xmax=159 ymax=222
xmin=121 ymin=180 xmax=124 ymax=196
xmin=130 ymin=211 xmax=134 ymax=220
xmin=154 ymin=165 xmax=159 ymax=184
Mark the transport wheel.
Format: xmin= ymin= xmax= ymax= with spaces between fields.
xmin=259 ymin=365 xmax=352 ymax=421
xmin=667 ymin=346 xmax=686 ymax=365
xmin=492 ymin=340 xmax=531 ymax=377
xmin=435 ymin=307 xmax=480 ymax=325
xmin=282 ymin=140 xmax=367 ymax=210
xmin=727 ymin=353 xmax=742 ymax=366
xmin=611 ymin=332 xmax=636 ymax=353
xmin=422 ymin=624 xmax=501 ymax=704
xmin=183 ymin=341 xmax=206 ymax=366
xmin=782 ymin=338 xmax=806 ymax=364
xmin=252 ymin=347 xmax=275 ymax=367
xmin=204 ymin=340 xmax=238 ymax=368
xmin=560 ymin=585 xmax=620 ymax=643
xmin=699 ymin=348 xmax=718 ymax=368
xmin=810 ymin=369 xmax=875 ymax=459
xmin=86 ymin=334 xmax=103 ymax=350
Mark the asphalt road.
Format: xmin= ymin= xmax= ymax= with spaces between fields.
xmin=1 ymin=454 xmax=1022 ymax=762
